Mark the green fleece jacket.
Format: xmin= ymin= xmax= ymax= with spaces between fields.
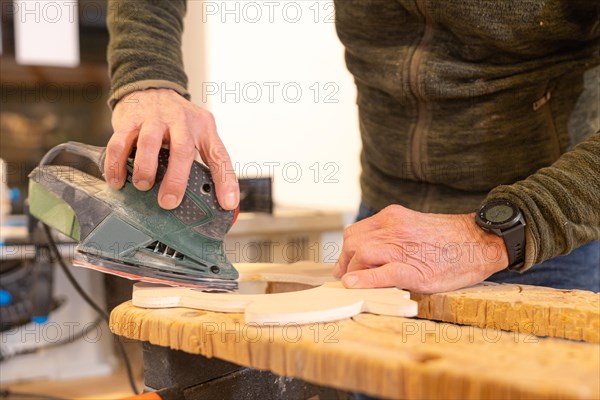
xmin=106 ymin=0 xmax=600 ymax=271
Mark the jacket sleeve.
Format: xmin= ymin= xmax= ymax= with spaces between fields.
xmin=483 ymin=131 xmax=600 ymax=271
xmin=106 ymin=0 xmax=189 ymax=108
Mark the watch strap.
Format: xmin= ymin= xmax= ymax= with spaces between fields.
xmin=501 ymin=223 xmax=525 ymax=270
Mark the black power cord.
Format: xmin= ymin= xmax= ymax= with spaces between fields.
xmin=41 ymin=224 xmax=140 ymax=395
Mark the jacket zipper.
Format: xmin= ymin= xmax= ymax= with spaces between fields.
xmin=533 ymin=90 xmax=561 ymax=161
xmin=409 ymin=0 xmax=433 ymax=181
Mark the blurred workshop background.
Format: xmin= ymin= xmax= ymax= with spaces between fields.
xmin=0 ymin=1 xmax=356 ymax=398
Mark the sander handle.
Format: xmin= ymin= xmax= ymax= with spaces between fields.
xmin=39 ymin=141 xmax=107 ymax=174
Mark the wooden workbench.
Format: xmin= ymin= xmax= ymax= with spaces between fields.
xmin=110 ymin=264 xmax=600 ymax=399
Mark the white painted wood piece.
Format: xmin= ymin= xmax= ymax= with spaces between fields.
xmin=132 ymin=281 xmax=418 ymax=325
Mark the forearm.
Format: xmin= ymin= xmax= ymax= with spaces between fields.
xmin=106 ymin=0 xmax=189 ymax=108
xmin=484 ymin=131 xmax=600 ymax=271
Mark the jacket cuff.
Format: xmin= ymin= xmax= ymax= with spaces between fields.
xmin=108 ymin=79 xmax=191 ymax=109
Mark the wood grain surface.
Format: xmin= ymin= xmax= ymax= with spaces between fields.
xmin=110 ymin=302 xmax=599 ymax=399
xmin=110 ymin=262 xmax=600 ymax=399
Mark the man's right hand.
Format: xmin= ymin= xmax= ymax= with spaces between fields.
xmin=104 ymin=88 xmax=239 ymax=211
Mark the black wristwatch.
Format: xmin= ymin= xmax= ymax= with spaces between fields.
xmin=475 ymin=199 xmax=526 ymax=270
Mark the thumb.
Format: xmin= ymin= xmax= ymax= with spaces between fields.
xmin=341 ymin=263 xmax=421 ymax=290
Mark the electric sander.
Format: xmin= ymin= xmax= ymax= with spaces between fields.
xmin=28 ymin=142 xmax=239 ymax=292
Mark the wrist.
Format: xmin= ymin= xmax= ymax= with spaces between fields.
xmin=110 ymin=80 xmax=190 ymax=109
xmin=463 ymin=213 xmax=509 ymax=273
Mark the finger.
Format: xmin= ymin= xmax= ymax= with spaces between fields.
xmin=333 ymin=230 xmax=376 ymax=278
xmin=346 ymin=213 xmax=380 ymax=234
xmin=342 ymin=262 xmax=420 ymax=290
xmin=157 ymin=123 xmax=195 ymax=209
xmin=104 ymin=128 xmax=139 ymax=189
xmin=332 ymin=216 xmax=382 ymax=277
xmin=346 ymin=244 xmax=401 ymax=274
xmin=132 ymin=121 xmax=165 ymax=191
xmin=199 ymin=132 xmax=239 ymax=210
xmin=333 ymin=238 xmax=356 ymax=278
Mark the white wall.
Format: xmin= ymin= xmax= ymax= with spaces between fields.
xmin=182 ymin=1 xmax=361 ymax=211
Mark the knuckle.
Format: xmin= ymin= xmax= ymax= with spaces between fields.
xmin=164 ymin=110 xmax=187 ymax=126
xmin=171 ymin=132 xmax=195 ymax=148
xmin=113 ymin=106 xmax=141 ymax=123
xmin=198 ymin=108 xmax=215 ymax=124
xmin=106 ymin=141 xmax=129 ymax=163
xmin=353 ymin=248 xmax=367 ymax=264
xmin=413 ymin=265 xmax=436 ymax=292
xmin=107 ymin=136 xmax=127 ymax=154
xmin=164 ymin=173 xmax=189 ymax=189
xmin=133 ymin=164 xmax=155 ymax=177
xmin=343 ymin=226 xmax=354 ymax=239
xmin=207 ymin=142 xmax=229 ymax=162
xmin=128 ymin=111 xmax=143 ymax=121
xmin=191 ymin=107 xmax=215 ymax=129
xmin=171 ymin=143 xmax=196 ymax=160
xmin=137 ymin=132 xmax=162 ymax=147
xmin=382 ymin=204 xmax=402 ymax=215
xmin=139 ymin=121 xmax=166 ymax=137
xmin=363 ymin=270 xmax=380 ymax=287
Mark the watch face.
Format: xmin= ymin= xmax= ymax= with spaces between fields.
xmin=485 ymin=204 xmax=514 ymax=224
xmin=477 ymin=200 xmax=519 ymax=228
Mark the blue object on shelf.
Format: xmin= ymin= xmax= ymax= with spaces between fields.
xmin=10 ymin=187 xmax=20 ymax=202
xmin=0 ymin=289 xmax=13 ymax=306
xmin=32 ymin=315 xmax=49 ymax=324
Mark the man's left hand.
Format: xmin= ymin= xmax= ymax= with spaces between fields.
xmin=333 ymin=205 xmax=509 ymax=293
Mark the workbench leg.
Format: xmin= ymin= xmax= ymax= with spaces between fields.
xmin=143 ymin=342 xmax=351 ymax=400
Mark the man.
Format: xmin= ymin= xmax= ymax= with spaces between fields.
xmin=104 ymin=1 xmax=599 ymax=293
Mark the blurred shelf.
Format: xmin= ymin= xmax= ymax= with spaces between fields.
xmin=229 ymin=206 xmax=349 ymax=237
xmin=1 ymin=0 xmax=110 ymax=86
xmin=0 ymin=57 xmax=109 ymax=86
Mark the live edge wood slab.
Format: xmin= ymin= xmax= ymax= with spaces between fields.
xmin=414 ymin=282 xmax=599 ymax=344
xmin=110 ymin=262 xmax=600 ymax=399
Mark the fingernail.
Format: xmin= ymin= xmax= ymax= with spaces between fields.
xmin=224 ymin=192 xmax=237 ymax=209
xmin=161 ymin=194 xmax=178 ymax=209
xmin=136 ymin=180 xmax=152 ymax=191
xmin=343 ymin=275 xmax=358 ymax=287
